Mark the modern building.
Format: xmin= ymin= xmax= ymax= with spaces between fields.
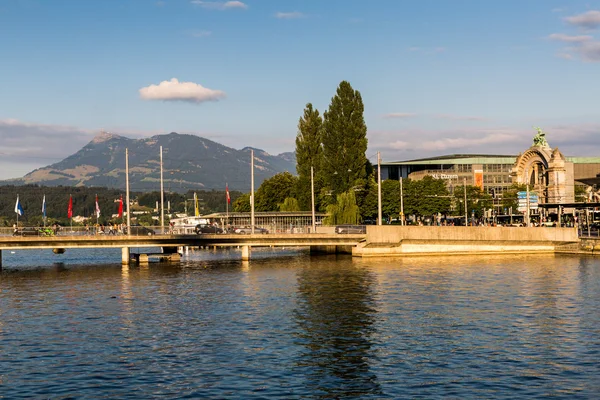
xmin=381 ymin=134 xmax=600 ymax=211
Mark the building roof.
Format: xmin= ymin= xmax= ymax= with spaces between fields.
xmin=383 ymin=153 xmax=600 ymax=166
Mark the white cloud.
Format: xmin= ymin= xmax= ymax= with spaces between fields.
xmin=139 ymin=78 xmax=226 ymax=104
xmin=369 ymin=124 xmax=600 ymax=163
xmin=548 ymin=33 xmax=593 ymax=42
xmin=275 ymin=11 xmax=305 ymax=19
xmin=577 ymin=40 xmax=600 ymax=61
xmin=191 ymin=1 xmax=248 ymax=10
xmin=383 ymin=113 xmax=416 ymax=119
xmin=565 ymin=10 xmax=600 ymax=30
xmin=0 ymin=119 xmax=96 ymax=179
xmin=436 ymin=114 xmax=487 ymax=121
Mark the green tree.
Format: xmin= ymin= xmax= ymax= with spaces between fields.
xmin=575 ymin=184 xmax=588 ymax=202
xmin=233 ymin=193 xmax=251 ymax=212
xmin=501 ymin=183 xmax=527 ymax=214
xmin=323 ymin=190 xmax=360 ymax=225
xmin=382 ymin=179 xmax=401 ymax=220
xmin=357 ymin=175 xmax=378 ymax=221
xmin=454 ymin=185 xmax=493 ymax=219
xmin=321 ymin=81 xmax=368 ymax=195
xmin=137 ymin=214 xmax=154 ymax=226
xmin=402 ymin=177 xmax=451 ymax=217
xmin=295 ymin=103 xmax=323 ymax=211
xmin=255 ymin=172 xmax=298 ymax=211
xmin=279 ymin=197 xmax=300 ymax=211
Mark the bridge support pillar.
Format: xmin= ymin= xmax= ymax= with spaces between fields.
xmin=241 ymin=245 xmax=251 ymax=261
xmin=122 ymin=247 xmax=130 ymax=265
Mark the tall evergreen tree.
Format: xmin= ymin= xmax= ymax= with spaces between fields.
xmin=321 ymin=81 xmax=368 ymax=195
xmin=295 ymin=103 xmax=323 ymax=210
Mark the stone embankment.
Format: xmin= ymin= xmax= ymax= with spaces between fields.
xmin=353 ymin=226 xmax=580 ymax=257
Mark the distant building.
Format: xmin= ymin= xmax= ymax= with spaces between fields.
xmin=381 ymin=134 xmax=600 ymax=211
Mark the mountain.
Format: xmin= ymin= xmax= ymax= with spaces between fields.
xmin=4 ymin=132 xmax=296 ymax=192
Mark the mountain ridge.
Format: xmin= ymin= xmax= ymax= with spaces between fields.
xmin=2 ymin=132 xmax=296 ymax=192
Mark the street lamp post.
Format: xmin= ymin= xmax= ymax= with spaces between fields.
xmin=377 ymin=152 xmax=382 ymax=225
xmin=311 ymin=166 xmax=316 ymax=233
xmin=464 ymin=177 xmax=468 ymax=226
xmin=400 ymin=177 xmax=404 ymax=226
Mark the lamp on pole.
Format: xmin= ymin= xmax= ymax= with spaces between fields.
xmin=464 ymin=177 xmax=468 ymax=226
xmin=311 ymin=166 xmax=316 ymax=233
xmin=251 ymin=149 xmax=255 ymax=234
xmin=377 ymin=151 xmax=382 ymax=225
xmin=126 ymin=148 xmax=131 ymax=236
xmin=160 ymin=146 xmax=164 ymax=234
xmin=400 ymin=177 xmax=404 ymax=226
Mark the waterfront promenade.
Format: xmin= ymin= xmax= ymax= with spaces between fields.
xmin=0 ymin=225 xmax=584 ymax=267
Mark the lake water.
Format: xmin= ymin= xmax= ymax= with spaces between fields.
xmin=1 ymin=248 xmax=599 ymax=398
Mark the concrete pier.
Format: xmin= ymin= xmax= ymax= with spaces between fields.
xmin=241 ymin=245 xmax=251 ymax=261
xmin=121 ymin=247 xmax=130 ymax=265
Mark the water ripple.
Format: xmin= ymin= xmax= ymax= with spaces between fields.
xmin=1 ymin=251 xmax=600 ymax=398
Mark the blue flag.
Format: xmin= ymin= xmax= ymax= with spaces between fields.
xmin=15 ymin=196 xmax=24 ymax=216
xmin=42 ymin=195 xmax=47 ymax=218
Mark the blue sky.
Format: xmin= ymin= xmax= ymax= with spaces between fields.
xmin=1 ymin=0 xmax=600 ymax=179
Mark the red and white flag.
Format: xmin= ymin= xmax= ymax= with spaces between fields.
xmin=226 ymin=184 xmax=231 ymax=204
xmin=118 ymin=195 xmax=123 ymax=218
xmin=67 ymin=195 xmax=73 ymax=219
xmin=95 ymin=195 xmax=101 ymax=218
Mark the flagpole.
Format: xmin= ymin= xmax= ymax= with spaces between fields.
xmin=226 ymin=183 xmax=229 ymax=231
xmin=160 ymin=145 xmax=164 ymax=235
xmin=126 ymin=148 xmax=131 ymax=236
xmin=251 ymin=150 xmax=255 ymax=234
xmin=70 ymin=193 xmax=73 ymax=232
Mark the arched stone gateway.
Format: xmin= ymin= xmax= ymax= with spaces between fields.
xmin=511 ymin=129 xmax=574 ymax=204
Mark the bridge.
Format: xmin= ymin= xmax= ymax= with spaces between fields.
xmin=0 ymin=233 xmax=367 ymax=267
xmin=0 ymin=225 xmax=584 ymax=268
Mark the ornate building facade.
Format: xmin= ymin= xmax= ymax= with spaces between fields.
xmin=510 ymin=130 xmax=574 ymax=205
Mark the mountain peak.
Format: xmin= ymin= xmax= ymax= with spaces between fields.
xmin=91 ymin=130 xmax=122 ymax=144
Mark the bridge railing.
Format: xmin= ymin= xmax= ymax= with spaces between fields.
xmin=0 ymin=224 xmax=338 ymax=237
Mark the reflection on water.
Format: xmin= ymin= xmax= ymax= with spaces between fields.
xmin=1 ymin=250 xmax=600 ymax=398
xmin=294 ymin=255 xmax=381 ymax=398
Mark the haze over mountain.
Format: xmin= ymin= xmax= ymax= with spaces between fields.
xmin=2 ymin=132 xmax=296 ymax=192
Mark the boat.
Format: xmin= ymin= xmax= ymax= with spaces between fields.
xmin=169 ymin=216 xmax=211 ymax=234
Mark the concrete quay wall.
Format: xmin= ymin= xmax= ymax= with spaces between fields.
xmin=353 ymin=226 xmax=579 ymax=257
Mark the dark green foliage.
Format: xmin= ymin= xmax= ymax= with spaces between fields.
xmin=454 ymin=185 xmax=493 ymax=218
xmin=381 ymin=179 xmax=401 ymax=220
xmin=402 ymin=177 xmax=452 ymax=217
xmin=279 ymin=197 xmax=300 ymax=212
xmin=137 ymin=214 xmax=155 ymax=226
xmin=295 ymin=103 xmax=323 ymax=211
xmin=357 ymin=175 xmax=378 ymax=221
xmin=255 ymin=172 xmax=298 ymax=212
xmin=233 ymin=193 xmax=251 ymax=212
xmin=321 ymin=81 xmax=368 ymax=195
xmin=501 ymin=183 xmax=527 ymax=213
xmin=0 ymin=185 xmax=246 ymax=225
xmin=0 ymin=185 xmax=123 ymax=225
xmin=323 ymin=190 xmax=360 ymax=225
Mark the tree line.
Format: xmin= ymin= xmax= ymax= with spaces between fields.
xmin=0 ymin=185 xmax=242 ymax=226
